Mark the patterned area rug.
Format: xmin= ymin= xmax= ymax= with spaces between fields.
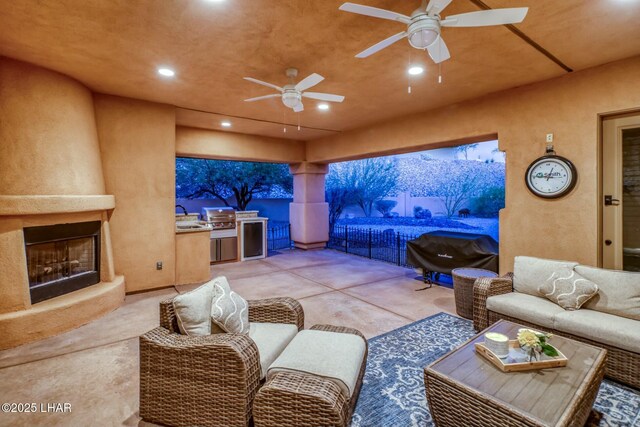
xmin=351 ymin=312 xmax=640 ymax=427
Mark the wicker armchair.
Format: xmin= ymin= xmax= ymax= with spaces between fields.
xmin=139 ymin=296 xmax=304 ymax=427
xmin=473 ymin=273 xmax=640 ymax=389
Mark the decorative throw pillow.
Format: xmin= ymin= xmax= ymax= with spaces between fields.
xmin=538 ymin=267 xmax=599 ymax=310
xmin=513 ymin=256 xmax=579 ymax=297
xmin=576 ymin=265 xmax=640 ymax=320
xmin=210 ymin=276 xmax=249 ymax=334
xmin=172 ymin=282 xmax=214 ymax=336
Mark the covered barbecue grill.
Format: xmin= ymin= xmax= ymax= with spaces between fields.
xmin=406 ymin=231 xmax=499 ymax=285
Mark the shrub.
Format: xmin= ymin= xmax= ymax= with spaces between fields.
xmin=375 ymin=200 xmax=397 ymax=217
xmin=413 ymin=205 xmax=432 ymax=219
xmin=471 ymin=186 xmax=505 ymax=218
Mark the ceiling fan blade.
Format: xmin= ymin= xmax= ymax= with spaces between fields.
xmin=243 ymin=77 xmax=283 ymax=92
xmin=302 ymin=92 xmax=345 ymax=103
xmin=339 ymin=3 xmax=411 ymax=24
xmin=441 ymin=8 xmax=528 ymax=27
xmin=244 ymin=94 xmax=281 ymax=102
xmin=355 ymin=31 xmax=407 ymax=58
xmin=426 ymin=36 xmax=451 ymax=64
xmin=426 ymin=0 xmax=453 ymax=16
xmin=295 ymin=73 xmax=324 ymax=91
xmin=293 ymin=103 xmax=304 ymax=113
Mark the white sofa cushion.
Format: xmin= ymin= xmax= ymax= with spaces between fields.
xmin=486 ymin=292 xmax=565 ymax=329
xmin=538 ymin=267 xmax=599 ymax=310
xmin=210 ymin=276 xmax=250 ymax=334
xmin=576 ymin=265 xmax=640 ymax=321
xmin=172 ymin=282 xmax=214 ymax=336
xmin=554 ymin=309 xmax=640 ymax=353
xmin=513 ymin=256 xmax=578 ymax=297
xmin=248 ymin=322 xmax=298 ymax=379
xmin=267 ymin=330 xmax=366 ymax=398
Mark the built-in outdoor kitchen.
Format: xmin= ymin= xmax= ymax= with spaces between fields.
xmin=174 ymin=207 xmax=268 ymax=285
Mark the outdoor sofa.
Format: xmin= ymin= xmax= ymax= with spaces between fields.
xmin=473 ymin=256 xmax=640 ymax=389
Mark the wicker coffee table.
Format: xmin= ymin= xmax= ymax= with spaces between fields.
xmin=451 ymin=268 xmax=497 ymax=319
xmin=424 ymin=320 xmax=606 ymax=427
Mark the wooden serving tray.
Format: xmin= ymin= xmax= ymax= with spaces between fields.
xmin=475 ymin=340 xmax=568 ymax=372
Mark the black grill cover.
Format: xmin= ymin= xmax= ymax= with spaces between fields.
xmin=406 ymin=231 xmax=499 ymax=274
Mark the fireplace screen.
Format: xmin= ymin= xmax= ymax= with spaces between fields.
xmin=27 ymin=237 xmax=96 ymax=286
xmin=24 ymin=221 xmax=101 ymax=304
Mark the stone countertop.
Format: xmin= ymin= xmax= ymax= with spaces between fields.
xmin=175 ymin=213 xmax=200 ymax=221
xmin=236 ymin=217 xmax=268 ymax=221
xmin=176 ymin=227 xmax=211 ymax=235
xmin=175 ymin=220 xmax=212 ymax=234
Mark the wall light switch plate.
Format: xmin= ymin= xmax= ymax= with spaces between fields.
xmin=546 ymin=133 xmax=554 ymax=143
xmin=156 ymin=261 xmax=163 ymax=270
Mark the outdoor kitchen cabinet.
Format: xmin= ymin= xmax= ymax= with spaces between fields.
xmin=210 ymin=236 xmax=238 ymax=263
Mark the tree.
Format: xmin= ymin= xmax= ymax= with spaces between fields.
xmin=333 ymin=158 xmax=398 ymax=217
xmin=374 ymin=200 xmax=397 ymax=217
xmin=176 ymin=158 xmax=292 ymax=211
xmin=455 ymin=143 xmax=479 ymax=160
xmin=325 ymin=167 xmax=356 ymax=233
xmin=436 ymin=164 xmax=484 ymax=217
xmin=397 ymin=158 xmax=505 ymax=218
xmin=326 ymin=186 xmax=353 ymax=234
xmin=471 ymin=186 xmax=505 ymax=217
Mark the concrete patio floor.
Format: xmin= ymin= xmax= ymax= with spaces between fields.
xmin=0 ymin=249 xmax=456 ymax=427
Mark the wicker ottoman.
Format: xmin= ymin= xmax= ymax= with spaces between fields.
xmin=452 ymin=268 xmax=498 ymax=319
xmin=253 ymin=324 xmax=368 ymax=427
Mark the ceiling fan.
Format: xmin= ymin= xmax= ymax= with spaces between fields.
xmin=243 ymin=68 xmax=345 ymax=112
xmin=339 ymin=0 xmax=529 ymax=63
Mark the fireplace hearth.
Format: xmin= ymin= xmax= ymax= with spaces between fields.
xmin=24 ymin=221 xmax=101 ymax=304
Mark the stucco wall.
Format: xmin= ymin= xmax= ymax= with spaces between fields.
xmin=306 ymin=56 xmax=640 ymax=273
xmin=176 ymin=126 xmax=305 ymax=163
xmin=0 ymin=57 xmax=105 ymax=195
xmin=95 ymin=95 xmax=177 ymax=292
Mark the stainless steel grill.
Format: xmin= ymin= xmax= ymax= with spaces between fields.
xmin=202 ymin=207 xmax=236 ymax=230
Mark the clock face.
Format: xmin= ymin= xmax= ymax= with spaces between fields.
xmin=525 ymin=155 xmax=577 ymax=198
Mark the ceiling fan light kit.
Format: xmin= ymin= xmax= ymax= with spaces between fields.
xmin=282 ymin=91 xmax=302 ymax=109
xmin=407 ymin=18 xmax=439 ymax=49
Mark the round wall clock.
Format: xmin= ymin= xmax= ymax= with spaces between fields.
xmin=525 ymin=154 xmax=577 ymax=199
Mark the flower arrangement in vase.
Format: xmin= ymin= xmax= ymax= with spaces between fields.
xmin=517 ymin=329 xmax=559 ymax=362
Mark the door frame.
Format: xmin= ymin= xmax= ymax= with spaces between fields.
xmin=599 ymin=109 xmax=640 ymax=268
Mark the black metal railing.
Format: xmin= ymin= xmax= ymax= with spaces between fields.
xmin=268 ymin=224 xmax=292 ymax=251
xmin=328 ymin=225 xmax=419 ymax=267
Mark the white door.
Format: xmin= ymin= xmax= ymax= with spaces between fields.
xmin=602 ymin=114 xmax=640 ymax=271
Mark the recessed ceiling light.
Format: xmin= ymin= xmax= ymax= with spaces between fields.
xmin=157 ymin=67 xmax=175 ymax=77
xmin=408 ymin=66 xmax=424 ymax=75
xmin=318 ymin=103 xmax=330 ymax=111
xmin=221 ymin=121 xmax=231 ymax=127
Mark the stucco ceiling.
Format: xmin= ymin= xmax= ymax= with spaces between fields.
xmin=2 ymin=0 xmax=640 ymax=141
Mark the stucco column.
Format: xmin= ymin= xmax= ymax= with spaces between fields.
xmin=289 ymin=162 xmax=329 ymax=250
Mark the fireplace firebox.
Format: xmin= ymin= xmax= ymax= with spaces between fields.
xmin=24 ymin=221 xmax=101 ymax=304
